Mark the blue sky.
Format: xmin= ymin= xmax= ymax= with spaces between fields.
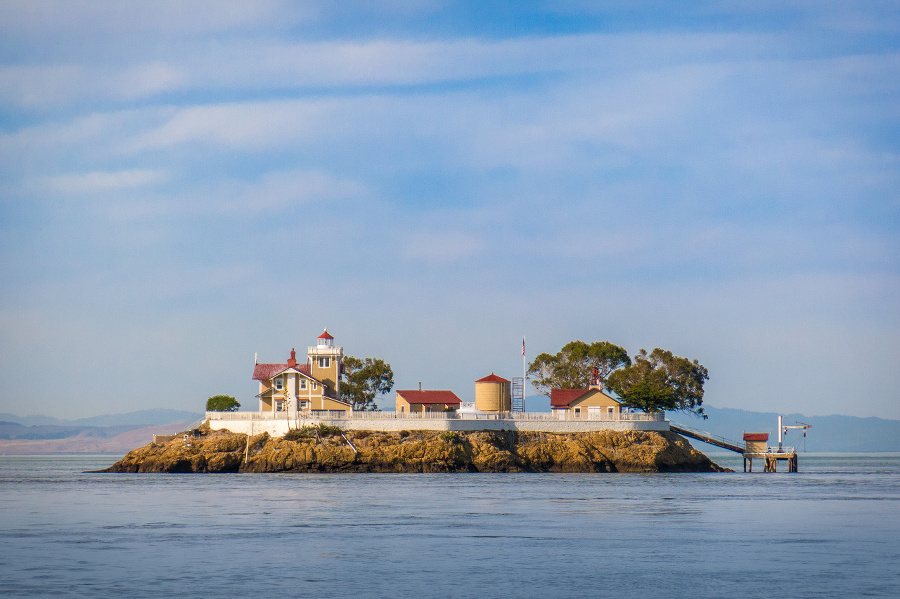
xmin=1 ymin=1 xmax=898 ymax=420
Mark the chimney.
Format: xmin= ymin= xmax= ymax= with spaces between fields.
xmin=590 ymin=367 xmax=602 ymax=389
xmin=287 ymin=348 xmax=297 ymax=368
xmin=418 ymin=381 xmax=422 ymax=391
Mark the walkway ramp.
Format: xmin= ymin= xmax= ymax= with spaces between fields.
xmin=670 ymin=422 xmax=745 ymax=454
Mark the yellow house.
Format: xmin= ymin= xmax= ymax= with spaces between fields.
xmin=550 ymin=381 xmax=624 ymax=418
xmin=396 ymin=390 xmax=461 ymax=413
xmin=253 ymin=330 xmax=352 ymax=415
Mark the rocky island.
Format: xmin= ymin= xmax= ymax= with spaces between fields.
xmin=102 ymin=424 xmax=729 ymax=473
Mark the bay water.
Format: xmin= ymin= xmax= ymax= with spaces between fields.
xmin=1 ymin=453 xmax=898 ymax=598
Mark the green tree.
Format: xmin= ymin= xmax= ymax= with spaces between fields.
xmin=206 ymin=394 xmax=240 ymax=412
xmin=606 ymin=348 xmax=709 ymax=418
xmin=527 ymin=340 xmax=631 ymax=395
xmin=340 ymin=356 xmax=394 ymax=411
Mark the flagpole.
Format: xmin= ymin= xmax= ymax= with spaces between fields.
xmin=522 ymin=336 xmax=526 ymax=412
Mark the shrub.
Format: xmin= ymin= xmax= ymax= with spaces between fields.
xmin=440 ymin=431 xmax=461 ymax=443
xmin=206 ymin=395 xmax=240 ymax=412
xmin=317 ymin=423 xmax=343 ymax=436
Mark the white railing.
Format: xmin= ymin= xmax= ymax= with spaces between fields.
xmin=207 ymin=411 xmax=282 ymax=420
xmin=208 ymin=410 xmax=665 ymax=422
xmin=307 ymin=346 xmax=343 ymax=355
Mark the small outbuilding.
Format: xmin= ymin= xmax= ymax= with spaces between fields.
xmin=396 ymin=390 xmax=462 ymax=414
xmin=742 ymin=432 xmax=770 ymax=455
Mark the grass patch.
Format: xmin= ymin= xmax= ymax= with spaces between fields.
xmin=283 ymin=423 xmax=344 ymax=441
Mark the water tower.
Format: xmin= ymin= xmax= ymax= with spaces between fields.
xmin=475 ymin=373 xmax=512 ymax=412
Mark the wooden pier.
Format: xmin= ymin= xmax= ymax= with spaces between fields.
xmin=670 ymin=423 xmax=804 ymax=472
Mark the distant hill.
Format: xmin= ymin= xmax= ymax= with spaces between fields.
xmin=0 ymin=409 xmax=204 ymax=455
xmin=0 ymin=409 xmax=204 ymax=427
xmin=670 ymin=406 xmax=900 ymax=453
xmin=0 ymin=422 xmax=193 ymax=455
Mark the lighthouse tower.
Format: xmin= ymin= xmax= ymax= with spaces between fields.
xmin=308 ymin=329 xmax=343 ymax=397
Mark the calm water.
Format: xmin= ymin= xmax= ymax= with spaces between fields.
xmin=1 ymin=453 xmax=898 ymax=598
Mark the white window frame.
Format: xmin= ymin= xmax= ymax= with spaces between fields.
xmin=318 ymin=357 xmax=330 ymax=368
xmin=299 ymin=379 xmax=307 ymax=390
xmin=275 ymin=377 xmax=283 ymax=391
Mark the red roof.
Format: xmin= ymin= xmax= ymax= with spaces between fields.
xmin=252 ymin=362 xmax=313 ymax=381
xmin=397 ymin=390 xmax=461 ymax=406
xmin=475 ymin=373 xmax=510 ymax=383
xmin=318 ymin=329 xmax=334 ymax=340
xmin=743 ymin=433 xmax=770 ymax=442
xmin=550 ymin=388 xmax=590 ymax=407
xmin=550 ymin=388 xmax=622 ymax=407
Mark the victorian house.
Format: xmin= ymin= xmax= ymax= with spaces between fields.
xmin=252 ymin=330 xmax=353 ymax=415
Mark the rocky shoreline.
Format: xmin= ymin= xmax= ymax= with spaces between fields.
xmin=101 ymin=424 xmax=730 ymax=473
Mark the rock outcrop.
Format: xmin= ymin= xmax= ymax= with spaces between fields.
xmin=102 ymin=424 xmax=729 ymax=473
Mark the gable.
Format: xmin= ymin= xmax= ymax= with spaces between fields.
xmin=253 ymin=362 xmax=318 ymax=382
xmin=568 ymin=389 xmax=622 ymax=409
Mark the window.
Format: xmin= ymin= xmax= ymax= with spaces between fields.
xmin=312 ymin=382 xmax=318 ymax=390
xmin=318 ymin=357 xmax=330 ymax=368
xmin=299 ymin=379 xmax=307 ymax=390
xmin=299 ymin=401 xmax=308 ymax=410
xmin=275 ymin=377 xmax=283 ymax=390
xmin=275 ymin=400 xmax=284 ymax=411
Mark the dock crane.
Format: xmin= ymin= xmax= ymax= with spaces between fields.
xmin=777 ymin=415 xmax=811 ymax=451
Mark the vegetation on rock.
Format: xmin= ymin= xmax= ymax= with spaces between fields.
xmin=528 ymin=341 xmax=709 ymax=418
xmin=340 ymin=356 xmax=394 ymax=410
xmin=205 ymin=395 xmax=240 ymax=412
xmin=528 ymin=340 xmax=631 ymax=394
xmin=606 ymin=348 xmax=709 ymax=418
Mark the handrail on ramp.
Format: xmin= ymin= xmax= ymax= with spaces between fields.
xmin=670 ymin=422 xmax=745 ymax=454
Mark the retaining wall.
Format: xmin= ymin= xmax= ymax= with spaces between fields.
xmin=207 ymin=414 xmax=669 ymax=437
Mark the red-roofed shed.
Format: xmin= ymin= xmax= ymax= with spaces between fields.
xmin=396 ymin=390 xmax=461 ymax=413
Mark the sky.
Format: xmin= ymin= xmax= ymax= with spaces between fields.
xmin=1 ymin=1 xmax=898 ymax=421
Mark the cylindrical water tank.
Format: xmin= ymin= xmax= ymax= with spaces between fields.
xmin=475 ymin=373 xmax=511 ymax=412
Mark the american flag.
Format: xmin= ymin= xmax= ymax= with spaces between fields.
xmin=521 ymin=338 xmax=525 ymax=356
